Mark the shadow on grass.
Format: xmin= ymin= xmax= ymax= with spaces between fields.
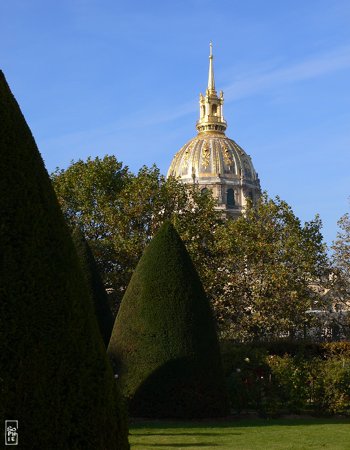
xmin=131 ymin=417 xmax=350 ymax=430
xmin=133 ymin=432 xmax=241 ymax=437
xmin=131 ymin=442 xmax=219 ymax=447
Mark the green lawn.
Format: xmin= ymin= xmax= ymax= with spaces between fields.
xmin=129 ymin=418 xmax=350 ymax=450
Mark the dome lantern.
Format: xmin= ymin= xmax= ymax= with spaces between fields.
xmin=197 ymin=43 xmax=227 ymax=135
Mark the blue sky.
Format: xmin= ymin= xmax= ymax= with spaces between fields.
xmin=1 ymin=0 xmax=350 ymax=246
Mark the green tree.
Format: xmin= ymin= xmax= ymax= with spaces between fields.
xmin=52 ymin=158 xmax=329 ymax=341
xmin=52 ymin=160 xmax=221 ymax=310
xmin=51 ymin=155 xmax=129 ymax=301
xmin=0 ymin=71 xmax=129 ymax=449
xmin=72 ymin=227 xmax=115 ymax=347
xmin=108 ymin=221 xmax=229 ymax=418
xmin=211 ymin=194 xmax=328 ymax=341
xmin=332 ymin=211 xmax=350 ymax=283
xmin=330 ymin=210 xmax=350 ymax=338
xmin=52 ymin=155 xmax=129 ymax=239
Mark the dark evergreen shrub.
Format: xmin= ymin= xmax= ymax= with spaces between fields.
xmin=108 ymin=221 xmax=229 ymax=418
xmin=0 ymin=71 xmax=129 ymax=449
xmin=72 ymin=227 xmax=114 ymax=347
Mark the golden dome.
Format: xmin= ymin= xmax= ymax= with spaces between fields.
xmin=167 ymin=43 xmax=261 ymax=217
xmin=167 ymin=133 xmax=259 ymax=183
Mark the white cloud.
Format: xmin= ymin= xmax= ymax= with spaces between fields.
xmin=223 ymin=45 xmax=350 ymax=101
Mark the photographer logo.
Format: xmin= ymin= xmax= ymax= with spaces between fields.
xmin=5 ymin=421 xmax=18 ymax=446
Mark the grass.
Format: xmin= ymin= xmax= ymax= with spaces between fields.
xmin=129 ymin=417 xmax=350 ymax=449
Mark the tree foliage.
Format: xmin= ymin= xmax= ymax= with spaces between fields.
xmin=52 ymin=155 xmax=129 ymax=239
xmin=52 ymin=158 xmax=329 ymax=341
xmin=333 ymin=212 xmax=350 ymax=280
xmin=52 ymin=159 xmax=221 ymax=310
xmin=0 ymin=71 xmax=129 ymax=449
xmin=330 ymin=210 xmax=350 ymax=337
xmin=209 ymin=194 xmax=329 ymax=341
xmin=108 ymin=221 xmax=229 ymax=418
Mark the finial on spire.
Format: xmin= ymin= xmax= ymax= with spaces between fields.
xmin=208 ymin=41 xmax=215 ymax=92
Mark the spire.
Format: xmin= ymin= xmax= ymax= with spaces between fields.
xmin=196 ymin=42 xmax=227 ymax=135
xmin=208 ymin=41 xmax=215 ymax=93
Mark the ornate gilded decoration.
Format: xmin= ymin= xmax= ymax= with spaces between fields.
xmin=184 ymin=151 xmax=189 ymax=166
xmin=222 ymin=144 xmax=232 ymax=165
xmin=180 ymin=140 xmax=196 ymax=170
xmin=182 ymin=149 xmax=190 ymax=168
xmin=201 ymin=141 xmax=211 ymax=169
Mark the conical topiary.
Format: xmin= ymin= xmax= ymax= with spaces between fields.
xmin=108 ymin=221 xmax=229 ymax=418
xmin=0 ymin=71 xmax=129 ymax=449
xmin=72 ymin=227 xmax=114 ymax=347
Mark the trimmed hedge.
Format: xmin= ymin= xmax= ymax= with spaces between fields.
xmin=108 ymin=221 xmax=229 ymax=418
xmin=222 ymin=340 xmax=350 ymax=416
xmin=72 ymin=227 xmax=114 ymax=347
xmin=0 ymin=71 xmax=129 ymax=449
xmin=221 ymin=340 xmax=350 ymax=370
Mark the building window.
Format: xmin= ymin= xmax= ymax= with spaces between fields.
xmin=201 ymin=187 xmax=209 ymax=195
xmin=227 ymin=188 xmax=235 ymax=208
xmin=212 ymin=104 xmax=218 ymax=115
